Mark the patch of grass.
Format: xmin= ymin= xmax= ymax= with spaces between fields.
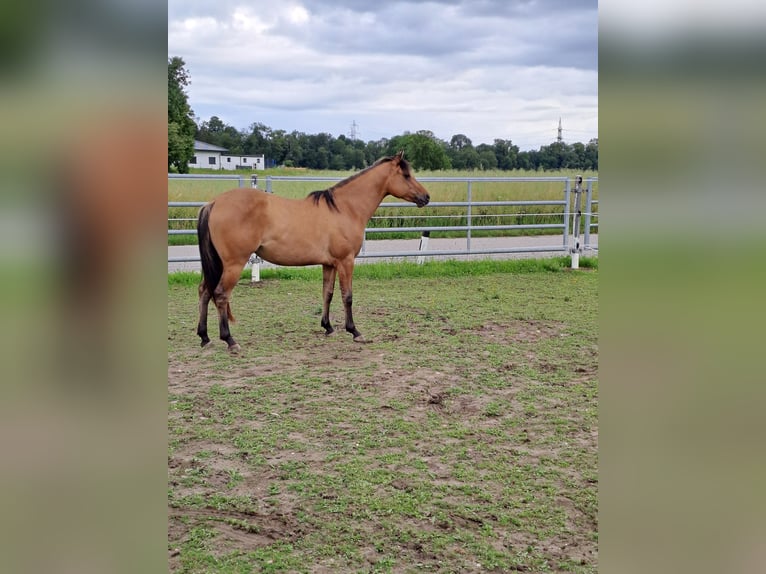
xmin=168 ymin=271 xmax=205 ymax=287
xmin=168 ymin=256 xmax=598 ymax=286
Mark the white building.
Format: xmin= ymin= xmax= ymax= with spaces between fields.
xmin=220 ymin=154 xmax=265 ymax=171
xmin=188 ymin=140 xmax=265 ymax=171
xmin=188 ymin=140 xmax=227 ymax=169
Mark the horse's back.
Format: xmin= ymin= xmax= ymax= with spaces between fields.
xmin=211 ymin=187 xmax=268 ymax=212
xmin=207 ymin=188 xmax=349 ymax=266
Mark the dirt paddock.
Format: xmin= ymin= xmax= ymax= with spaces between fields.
xmin=168 ymin=267 xmax=598 ymax=572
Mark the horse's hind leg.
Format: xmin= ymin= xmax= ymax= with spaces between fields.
xmin=197 ymin=279 xmax=213 ymax=347
xmin=321 ymin=264 xmax=336 ymax=335
xmin=214 ymin=263 xmax=246 ymax=352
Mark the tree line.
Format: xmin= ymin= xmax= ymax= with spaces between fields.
xmin=169 ymin=57 xmax=597 ymax=173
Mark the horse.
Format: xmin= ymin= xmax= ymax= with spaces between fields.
xmin=196 ymin=151 xmax=430 ymax=352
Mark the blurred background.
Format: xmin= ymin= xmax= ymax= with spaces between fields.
xmin=600 ymin=1 xmax=766 ymax=573
xmin=1 ymin=0 xmax=765 ymax=572
xmin=0 ymin=0 xmax=167 ymax=572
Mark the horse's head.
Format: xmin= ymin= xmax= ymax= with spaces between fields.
xmin=384 ymin=151 xmax=430 ymax=207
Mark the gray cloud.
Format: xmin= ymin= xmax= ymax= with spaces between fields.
xmin=168 ymin=0 xmax=597 ymax=148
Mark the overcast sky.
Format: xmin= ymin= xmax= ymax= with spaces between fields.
xmin=168 ymin=0 xmax=597 ymax=150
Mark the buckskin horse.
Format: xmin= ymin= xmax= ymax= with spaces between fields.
xmin=196 ymin=152 xmax=430 ymax=352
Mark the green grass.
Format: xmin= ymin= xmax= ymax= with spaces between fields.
xmin=169 ymin=257 xmax=598 ymax=287
xmin=168 ymin=169 xmax=598 ymax=245
xmin=168 ymin=260 xmax=598 ymax=572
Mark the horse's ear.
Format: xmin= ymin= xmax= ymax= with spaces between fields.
xmin=395 ymin=150 xmax=405 ymax=161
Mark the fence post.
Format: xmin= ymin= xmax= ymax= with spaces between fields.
xmin=417 ymin=231 xmax=430 ymax=265
xmin=563 ymin=178 xmax=571 ymax=251
xmin=266 ymin=176 xmax=272 ymax=193
xmin=238 ymin=176 xmax=245 ymax=187
xmin=570 ymin=175 xmax=583 ymax=269
xmin=466 ymin=180 xmax=473 ymax=252
xmin=249 ymin=253 xmax=261 ymax=283
xmin=584 ymin=178 xmax=593 ymax=250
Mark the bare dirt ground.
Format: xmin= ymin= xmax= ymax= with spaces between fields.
xmin=168 ymin=270 xmax=598 ymax=572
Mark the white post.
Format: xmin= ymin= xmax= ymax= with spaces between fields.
xmin=417 ymin=231 xmax=430 ymax=265
xmin=570 ymin=175 xmax=583 ymax=269
xmin=249 ymin=253 xmax=261 ymax=283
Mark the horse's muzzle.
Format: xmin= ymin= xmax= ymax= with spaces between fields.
xmin=415 ymin=194 xmax=430 ymax=208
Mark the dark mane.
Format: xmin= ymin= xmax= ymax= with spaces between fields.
xmin=308 ymin=189 xmax=339 ymax=211
xmin=306 ymin=155 xmax=410 ymax=212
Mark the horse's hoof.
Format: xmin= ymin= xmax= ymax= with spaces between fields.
xmin=353 ymin=335 xmax=367 ymax=344
xmin=228 ymin=343 xmax=241 ymax=353
xmin=325 ymin=330 xmax=336 ymax=337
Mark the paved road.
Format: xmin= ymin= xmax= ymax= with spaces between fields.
xmin=169 ymin=235 xmax=597 ymax=273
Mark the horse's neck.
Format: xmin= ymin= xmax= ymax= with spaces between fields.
xmin=335 ymin=170 xmax=388 ymax=225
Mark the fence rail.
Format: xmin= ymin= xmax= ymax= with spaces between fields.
xmin=168 ymin=175 xmax=598 ymax=264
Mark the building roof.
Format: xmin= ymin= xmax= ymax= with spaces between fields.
xmin=194 ymin=140 xmax=229 ymax=152
xmin=221 ymin=153 xmax=265 ymax=158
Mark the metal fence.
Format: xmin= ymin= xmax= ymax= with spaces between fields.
xmin=168 ymin=174 xmax=598 ymax=264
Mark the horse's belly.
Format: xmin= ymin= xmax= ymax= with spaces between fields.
xmin=256 ymin=241 xmax=328 ymax=267
xmin=254 ymin=219 xmax=360 ymax=266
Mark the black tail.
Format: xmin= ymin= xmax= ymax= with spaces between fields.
xmin=197 ymin=203 xmax=222 ymax=298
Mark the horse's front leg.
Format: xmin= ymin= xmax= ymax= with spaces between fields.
xmin=337 ymin=258 xmax=364 ymax=343
xmin=321 ymin=264 xmax=336 ymax=335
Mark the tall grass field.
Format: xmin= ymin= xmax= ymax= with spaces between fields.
xmin=169 ymin=168 xmax=598 ymax=245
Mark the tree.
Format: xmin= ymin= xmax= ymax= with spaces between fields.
xmin=538 ymin=141 xmax=578 ymax=170
xmin=365 ymin=139 xmax=388 ymax=165
xmin=446 ymin=134 xmax=474 ymax=169
xmin=243 ymin=122 xmax=270 ymax=155
xmin=167 ymin=57 xmax=196 ymax=173
xmin=269 ymin=129 xmax=288 ymax=165
xmin=585 ymin=138 xmax=598 ymax=170
xmin=493 ymin=139 xmax=519 ymax=170
xmin=284 ymin=131 xmax=305 ymax=166
xmin=516 ymin=151 xmax=533 ymax=171
xmin=199 ymin=115 xmax=225 ymax=135
xmin=571 ymin=142 xmax=587 ymax=170
xmin=462 ymin=147 xmax=481 ymax=170
xmin=449 ymin=134 xmax=473 ymax=151
xmin=476 ymin=144 xmax=498 ymax=170
xmin=196 ymin=116 xmax=245 ymax=153
xmin=386 ymin=132 xmax=451 ymax=170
